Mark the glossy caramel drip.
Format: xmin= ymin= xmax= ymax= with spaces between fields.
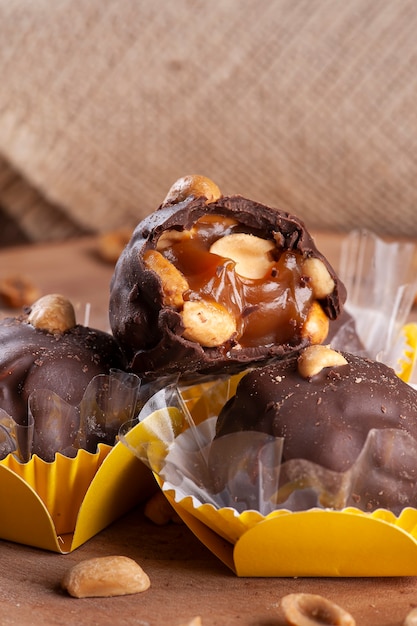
xmin=157 ymin=215 xmax=314 ymax=348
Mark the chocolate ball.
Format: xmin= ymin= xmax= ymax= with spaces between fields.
xmin=212 ymin=349 xmax=417 ymax=512
xmin=109 ymin=189 xmax=346 ymax=381
xmin=0 ymin=297 xmax=125 ymax=460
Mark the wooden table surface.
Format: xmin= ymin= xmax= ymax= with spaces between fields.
xmin=1 ymin=232 xmax=417 ymax=626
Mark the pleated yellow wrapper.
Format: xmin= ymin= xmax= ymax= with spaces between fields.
xmin=0 ymin=434 xmax=155 ymax=553
xmin=120 ymin=347 xmax=417 ymax=577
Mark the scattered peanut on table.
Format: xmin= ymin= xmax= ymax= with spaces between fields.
xmin=178 ymin=617 xmax=202 ymax=626
xmin=280 ymin=593 xmax=356 ymax=626
xmin=404 ymin=608 xmax=417 ymax=626
xmin=144 ymin=490 xmax=182 ymax=525
xmin=62 ymin=555 xmax=150 ymax=599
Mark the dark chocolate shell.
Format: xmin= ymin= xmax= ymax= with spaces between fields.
xmin=109 ymin=194 xmax=346 ymax=380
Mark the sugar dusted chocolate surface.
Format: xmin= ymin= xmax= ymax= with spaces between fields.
xmin=0 ymin=316 xmax=125 ymax=427
xmin=214 ymin=353 xmax=417 ymax=473
xmin=211 ymin=352 xmax=417 ymax=512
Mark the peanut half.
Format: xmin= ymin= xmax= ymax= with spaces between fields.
xmin=181 ymin=299 xmax=237 ymax=347
xmin=300 ymin=301 xmax=330 ymax=345
xmin=144 ymin=490 xmax=182 ymax=525
xmin=298 ymin=345 xmax=348 ymax=379
xmin=302 ymin=257 xmax=335 ymax=299
xmin=97 ymin=227 xmax=132 ymax=264
xmin=404 ymin=608 xmax=417 ymax=626
xmin=281 ymin=593 xmax=356 ymax=626
xmin=162 ymin=174 xmax=222 ymax=206
xmin=0 ymin=274 xmax=40 ymax=309
xmin=62 ymin=556 xmax=150 ymax=598
xmin=178 ymin=618 xmax=203 ymax=626
xmin=27 ymin=294 xmax=76 ymax=334
xmin=209 ymin=233 xmax=275 ymax=280
xmin=156 ymin=228 xmax=192 ymax=251
xmin=143 ymin=249 xmax=189 ymax=308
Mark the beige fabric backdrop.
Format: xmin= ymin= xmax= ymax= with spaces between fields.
xmin=0 ymin=0 xmax=416 ymax=243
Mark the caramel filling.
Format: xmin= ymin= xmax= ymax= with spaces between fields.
xmin=150 ymin=215 xmax=325 ymax=348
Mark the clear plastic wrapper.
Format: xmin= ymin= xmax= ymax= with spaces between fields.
xmin=118 ymin=230 xmax=417 ymax=576
xmin=119 ymin=231 xmax=417 ymax=518
xmin=0 ymin=368 xmax=156 ymax=551
xmin=0 ymin=369 xmax=141 ymax=462
xmin=338 ymin=229 xmax=417 ymax=374
xmin=120 ymin=377 xmax=417 ymax=518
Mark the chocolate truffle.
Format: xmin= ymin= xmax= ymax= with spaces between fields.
xmin=109 ymin=175 xmax=346 ymax=380
xmin=212 ymin=345 xmax=417 ymax=512
xmin=0 ymin=294 xmax=125 ymax=459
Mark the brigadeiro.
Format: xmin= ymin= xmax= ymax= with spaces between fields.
xmin=210 ymin=344 xmax=417 ymax=513
xmin=109 ymin=175 xmax=346 ymax=381
xmin=0 ymin=294 xmax=126 ymax=460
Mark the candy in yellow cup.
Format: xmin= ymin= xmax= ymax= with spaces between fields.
xmin=120 ymin=375 xmax=417 ymax=576
xmin=0 ymin=370 xmax=156 ymax=553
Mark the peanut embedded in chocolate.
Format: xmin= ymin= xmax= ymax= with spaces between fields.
xmin=0 ymin=296 xmax=125 ymax=460
xmin=211 ymin=349 xmax=417 ymax=512
xmin=109 ymin=178 xmax=346 ymax=380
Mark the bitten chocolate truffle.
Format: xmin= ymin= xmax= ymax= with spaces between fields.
xmin=0 ymin=294 xmax=125 ymax=458
xmin=109 ymin=175 xmax=346 ymax=380
xmin=212 ymin=345 xmax=417 ymax=511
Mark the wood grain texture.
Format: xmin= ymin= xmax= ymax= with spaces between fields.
xmin=0 ymin=234 xmax=416 ymax=625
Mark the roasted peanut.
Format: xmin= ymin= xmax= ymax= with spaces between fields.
xmin=181 ymin=299 xmax=236 ymax=347
xmin=300 ymin=301 xmax=329 ymax=345
xmin=27 ymin=294 xmax=76 ymax=334
xmin=178 ymin=618 xmax=202 ymax=626
xmin=281 ymin=593 xmax=356 ymax=626
xmin=62 ymin=556 xmax=150 ymax=598
xmin=298 ymin=345 xmax=348 ymax=378
xmin=156 ymin=228 xmax=191 ymax=251
xmin=162 ymin=174 xmax=222 ymax=206
xmin=209 ymin=233 xmax=275 ymax=279
xmin=404 ymin=608 xmax=417 ymax=626
xmin=143 ymin=249 xmax=189 ymax=308
xmin=302 ymin=257 xmax=335 ymax=299
xmin=0 ymin=274 xmax=40 ymax=309
xmin=144 ymin=490 xmax=182 ymax=525
xmin=97 ymin=228 xmax=132 ymax=264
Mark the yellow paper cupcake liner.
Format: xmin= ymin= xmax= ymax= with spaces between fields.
xmin=0 ymin=432 xmax=156 ymax=553
xmin=158 ymin=480 xmax=417 ymax=577
xmin=397 ymin=323 xmax=417 ymax=382
xmin=120 ymin=362 xmax=417 ymax=577
xmin=1 ymin=446 xmax=111 ymax=535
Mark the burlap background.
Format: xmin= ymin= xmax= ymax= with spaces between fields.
xmin=0 ymin=0 xmax=416 ymax=245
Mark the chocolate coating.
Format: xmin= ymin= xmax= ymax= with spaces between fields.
xmin=109 ymin=195 xmax=346 ymax=380
xmin=213 ymin=352 xmax=417 ymax=512
xmin=0 ymin=316 xmax=125 ymax=428
xmin=215 ymin=353 xmax=417 ymax=472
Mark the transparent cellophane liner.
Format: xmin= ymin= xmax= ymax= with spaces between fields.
xmin=338 ymin=229 xmax=417 ymax=381
xmin=0 ymin=369 xmax=156 ymax=552
xmin=120 ymin=230 xmax=417 ymax=576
